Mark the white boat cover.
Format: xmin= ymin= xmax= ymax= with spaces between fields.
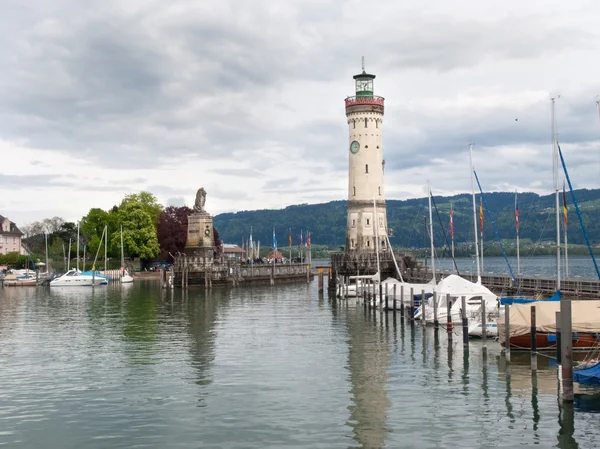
xmin=380 ymin=277 xmax=436 ymax=300
xmin=497 ymin=300 xmax=600 ymax=345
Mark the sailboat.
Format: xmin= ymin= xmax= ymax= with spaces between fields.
xmin=120 ymin=224 xmax=133 ymax=283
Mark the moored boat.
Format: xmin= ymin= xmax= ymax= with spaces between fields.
xmin=50 ymin=269 xmax=108 ymax=287
xmin=498 ymin=299 xmax=600 ymax=350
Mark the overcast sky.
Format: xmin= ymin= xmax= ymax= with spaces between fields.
xmin=1 ymin=0 xmax=599 ymax=226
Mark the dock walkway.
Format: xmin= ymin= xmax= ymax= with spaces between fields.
xmin=404 ymin=268 xmax=600 ymax=299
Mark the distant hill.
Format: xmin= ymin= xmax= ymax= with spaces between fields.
xmin=213 ymin=189 xmax=600 ymax=249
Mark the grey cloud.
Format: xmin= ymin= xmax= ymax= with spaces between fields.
xmin=0 ymin=173 xmax=71 ymax=188
xmin=0 ymin=0 xmax=598 ymax=213
xmin=167 ymin=196 xmax=186 ymax=206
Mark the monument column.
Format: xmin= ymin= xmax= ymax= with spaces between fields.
xmin=184 ymin=187 xmax=215 ymax=265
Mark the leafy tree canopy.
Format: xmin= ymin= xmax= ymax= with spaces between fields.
xmin=115 ymin=202 xmax=160 ymax=259
xmin=157 ymin=206 xmax=192 ymax=262
xmin=120 ymin=192 xmax=162 ymax=228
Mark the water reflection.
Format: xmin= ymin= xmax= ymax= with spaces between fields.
xmin=344 ymin=304 xmax=391 ymax=448
xmin=183 ymin=288 xmax=222 ymax=394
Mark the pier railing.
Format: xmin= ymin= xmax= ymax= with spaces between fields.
xmin=404 ymin=268 xmax=600 ymax=299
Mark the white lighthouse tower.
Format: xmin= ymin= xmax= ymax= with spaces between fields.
xmin=345 ymin=60 xmax=388 ymax=252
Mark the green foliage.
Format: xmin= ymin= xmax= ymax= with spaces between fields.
xmin=114 ymin=201 xmax=160 ymax=259
xmin=120 ymin=192 xmax=162 ymax=228
xmin=0 ymin=252 xmax=28 ymax=267
xmin=213 ymin=188 xmax=600 ymax=249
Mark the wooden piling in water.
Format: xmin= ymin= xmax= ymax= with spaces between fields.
xmin=531 ymin=305 xmax=537 ymax=374
xmin=504 ymin=304 xmax=510 ymax=362
xmin=421 ymin=289 xmax=426 ymax=330
xmin=409 ymin=287 xmax=414 ymax=321
xmin=461 ymin=296 xmax=468 ymax=350
xmin=385 ymin=283 xmax=389 ymax=311
xmin=556 ymin=311 xmax=561 ymax=369
xmin=560 ymin=296 xmax=574 ymax=402
xmin=433 ymin=291 xmax=439 ymax=331
xmin=481 ymin=297 xmax=487 ymax=356
xmin=446 ymin=293 xmax=453 ymax=341
xmin=393 ymin=284 xmax=397 ymax=315
xmin=318 ymin=270 xmax=323 ymax=292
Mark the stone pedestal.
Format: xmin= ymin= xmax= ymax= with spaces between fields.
xmin=184 ymin=212 xmax=215 ymax=265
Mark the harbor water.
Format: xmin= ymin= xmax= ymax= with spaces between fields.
xmin=1 ymin=281 xmax=600 ymax=448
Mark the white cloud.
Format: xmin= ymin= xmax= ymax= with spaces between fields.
xmin=0 ymin=0 xmax=599 ymax=226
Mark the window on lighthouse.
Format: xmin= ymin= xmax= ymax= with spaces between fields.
xmin=353 ymin=186 xmax=356 ymax=196
xmin=365 ymin=164 xmax=368 ymax=173
xmin=364 ymin=118 xmax=368 ymax=128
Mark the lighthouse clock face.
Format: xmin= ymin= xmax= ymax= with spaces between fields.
xmin=350 ymin=140 xmax=360 ymax=154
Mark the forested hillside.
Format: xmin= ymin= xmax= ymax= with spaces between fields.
xmin=213 ymin=189 xmax=600 ymax=249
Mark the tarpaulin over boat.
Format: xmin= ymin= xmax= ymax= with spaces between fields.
xmin=498 ymin=300 xmax=600 ymax=345
xmin=499 ymin=290 xmax=561 ymax=305
xmin=574 ymin=361 xmax=600 ymax=386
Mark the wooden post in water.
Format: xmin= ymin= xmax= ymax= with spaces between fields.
xmin=181 ymin=258 xmax=185 ymax=289
xmin=481 ymin=298 xmax=487 ymax=357
xmin=409 ymin=287 xmax=414 ymax=321
xmin=556 ymin=311 xmax=562 ymax=370
xmin=318 ymin=270 xmax=323 ymax=292
xmin=504 ymin=304 xmax=510 ymax=362
xmin=461 ymin=296 xmax=468 ymax=350
xmin=399 ymin=285 xmax=404 ymax=319
xmin=306 ymin=263 xmax=309 ymax=284
xmin=561 ymin=297 xmax=574 ymax=402
xmin=421 ymin=289 xmax=426 ymax=329
xmin=446 ymin=293 xmax=452 ymax=342
xmin=432 ymin=291 xmax=439 ymax=331
xmin=531 ymin=305 xmax=537 ymax=374
xmin=385 ymin=283 xmax=389 ymax=311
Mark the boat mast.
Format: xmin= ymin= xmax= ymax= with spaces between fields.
xmin=45 ymin=231 xmax=49 ymax=274
xmin=450 ymin=203 xmax=455 ymax=273
xmin=120 ymin=224 xmax=125 ymax=269
xmin=515 ymin=190 xmax=521 ymax=276
xmin=76 ymin=221 xmax=80 ymax=272
xmin=105 ymin=225 xmax=108 ymax=273
xmin=469 ymin=143 xmax=481 ymax=283
xmin=67 ymin=238 xmax=71 ymax=271
xmin=552 ymin=96 xmax=561 ymax=291
xmin=427 ymin=182 xmax=436 ymax=284
xmin=563 ymin=182 xmax=569 ymax=279
xmin=373 ymin=197 xmax=381 ymax=284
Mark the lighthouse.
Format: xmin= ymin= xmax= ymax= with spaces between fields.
xmin=345 ymin=61 xmax=388 ymax=252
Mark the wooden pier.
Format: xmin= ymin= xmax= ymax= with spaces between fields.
xmin=173 ymin=258 xmax=314 ymax=288
xmin=404 ymin=268 xmax=600 ymax=299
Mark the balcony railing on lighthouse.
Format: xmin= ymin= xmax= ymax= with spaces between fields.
xmin=345 ymin=95 xmax=385 ymax=108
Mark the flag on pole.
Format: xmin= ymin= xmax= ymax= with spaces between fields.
xmin=288 ymin=229 xmax=292 ymax=247
xmin=515 ymin=192 xmax=519 ymax=232
xmin=449 ymin=204 xmax=454 ymax=238
xmin=273 ymin=227 xmax=277 ymax=251
xmin=306 ymin=232 xmax=311 ymax=248
xmin=249 ymin=226 xmax=253 ymax=258
xmin=563 ymin=183 xmax=568 ymax=228
xmin=300 ymin=230 xmax=303 ymax=247
xmin=479 ymin=196 xmax=484 ymax=235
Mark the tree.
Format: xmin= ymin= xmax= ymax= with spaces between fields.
xmin=114 ymin=201 xmax=160 ymax=260
xmin=157 ymin=206 xmax=192 ymax=262
xmin=120 ymin=192 xmax=162 ymax=228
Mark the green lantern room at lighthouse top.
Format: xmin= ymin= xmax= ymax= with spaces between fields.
xmin=353 ymin=58 xmax=375 ymax=97
xmin=353 ymin=72 xmax=375 ymax=97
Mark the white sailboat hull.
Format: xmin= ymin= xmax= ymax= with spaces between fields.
xmin=50 ymin=269 xmax=108 ymax=287
xmin=120 ymin=275 xmax=134 ymax=284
